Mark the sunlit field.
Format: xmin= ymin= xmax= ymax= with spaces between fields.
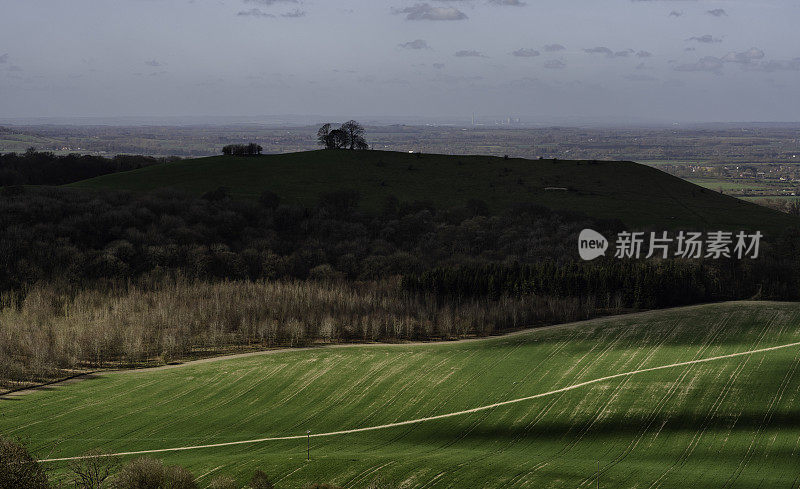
xmin=3 ymin=301 xmax=800 ymax=488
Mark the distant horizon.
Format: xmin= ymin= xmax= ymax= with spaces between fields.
xmin=4 ymin=114 xmax=800 ymax=129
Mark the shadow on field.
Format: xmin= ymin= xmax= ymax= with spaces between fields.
xmin=393 ymin=409 xmax=800 ymax=444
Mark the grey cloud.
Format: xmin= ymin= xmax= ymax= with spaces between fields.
xmin=544 ymin=59 xmax=565 ymax=69
xmin=674 ymin=56 xmax=723 ymax=73
xmin=512 ymin=48 xmax=540 ymax=57
xmin=281 ymin=9 xmax=306 ymax=17
xmin=543 ymin=44 xmax=565 ymax=52
xmin=454 ymin=50 xmax=487 ymax=58
xmin=722 ymin=48 xmax=765 ymax=64
xmin=688 ymin=35 xmax=721 ymax=43
xmin=743 ymin=58 xmax=800 ymax=72
xmin=707 ymin=9 xmax=727 ymax=17
xmin=0 ymin=54 xmax=7 ymax=64
xmin=399 ymin=39 xmax=431 ymax=50
xmin=433 ymin=62 xmax=445 ymax=69
xmin=145 ymin=59 xmax=162 ymax=67
xmin=237 ymin=8 xmax=276 ymax=17
xmin=636 ymin=51 xmax=652 ymax=58
xmin=584 ymin=46 xmax=614 ymax=56
xmin=488 ymin=0 xmax=527 ymax=6
xmin=584 ymin=47 xmax=635 ymax=58
xmin=393 ymin=4 xmax=468 ymax=21
xmin=669 ymin=11 xmax=683 ymax=18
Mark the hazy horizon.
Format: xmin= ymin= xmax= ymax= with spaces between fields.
xmin=2 ymin=0 xmax=800 ymax=123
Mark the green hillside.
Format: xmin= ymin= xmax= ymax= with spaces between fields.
xmin=4 ymin=302 xmax=800 ymax=488
xmin=67 ymin=150 xmax=795 ymax=232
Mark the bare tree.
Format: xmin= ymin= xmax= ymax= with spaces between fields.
xmin=341 ymin=120 xmax=366 ymax=150
xmin=317 ymin=123 xmax=332 ymax=149
xmin=69 ymin=451 xmax=117 ymax=489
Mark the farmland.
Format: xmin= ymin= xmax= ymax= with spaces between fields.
xmin=3 ymin=301 xmax=800 ymax=488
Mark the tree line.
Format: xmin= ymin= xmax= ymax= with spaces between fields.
xmin=317 ymin=120 xmax=369 ymax=150
xmin=222 ymin=143 xmax=263 ymax=156
xmin=0 ymin=149 xmax=172 ymax=186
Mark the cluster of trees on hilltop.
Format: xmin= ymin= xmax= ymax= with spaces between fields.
xmin=0 ymin=149 xmax=173 ymax=186
xmin=221 ymin=143 xmax=263 ymax=156
xmin=317 ymin=120 xmax=369 ymax=150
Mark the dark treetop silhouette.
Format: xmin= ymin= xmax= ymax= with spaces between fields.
xmin=317 ymin=121 xmax=368 ymax=150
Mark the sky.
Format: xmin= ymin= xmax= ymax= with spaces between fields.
xmin=1 ymin=0 xmax=799 ymax=124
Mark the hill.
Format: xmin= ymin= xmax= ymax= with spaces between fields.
xmin=66 ymin=150 xmax=795 ymax=232
xmin=4 ymin=301 xmax=800 ymax=488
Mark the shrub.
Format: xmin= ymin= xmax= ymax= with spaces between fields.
xmin=248 ymin=470 xmax=274 ymax=489
xmin=112 ymin=457 xmax=196 ymax=489
xmin=0 ymin=436 xmax=50 ymax=489
xmin=207 ymin=475 xmax=237 ymax=489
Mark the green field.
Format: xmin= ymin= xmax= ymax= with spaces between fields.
xmin=3 ymin=302 xmax=800 ymax=488
xmin=66 ymin=150 xmax=794 ymax=231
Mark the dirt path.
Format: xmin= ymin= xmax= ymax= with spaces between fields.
xmin=38 ymin=336 xmax=800 ymax=463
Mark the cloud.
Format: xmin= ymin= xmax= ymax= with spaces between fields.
xmin=237 ymin=8 xmax=275 ymax=17
xmin=281 ymin=9 xmax=306 ymax=17
xmin=584 ymin=46 xmax=614 ymax=56
xmin=669 ymin=10 xmax=683 ymax=18
xmin=488 ymin=0 xmax=526 ymax=5
xmin=674 ymin=56 xmax=724 ymax=74
xmin=636 ymin=51 xmax=652 ymax=58
xmin=688 ymin=35 xmax=721 ymax=43
xmin=584 ymin=47 xmax=634 ymax=58
xmin=743 ymin=58 xmax=800 ymax=72
xmin=393 ymin=4 xmax=467 ymax=21
xmin=433 ymin=62 xmax=446 ymax=69
xmin=511 ymin=48 xmax=540 ymax=57
xmin=722 ymin=48 xmax=765 ymax=64
xmin=454 ymin=50 xmax=487 ymax=58
xmin=399 ymin=39 xmax=431 ymax=50
xmin=544 ymin=59 xmax=566 ymax=69
xmin=145 ymin=59 xmax=162 ymax=67
xmin=543 ymin=44 xmax=565 ymax=52
xmin=706 ymin=8 xmax=727 ymax=17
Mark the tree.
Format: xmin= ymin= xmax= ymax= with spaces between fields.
xmin=329 ymin=129 xmax=349 ymax=149
xmin=316 ymin=121 xmax=368 ymax=150
xmin=317 ymin=123 xmax=332 ymax=149
xmin=0 ymin=437 xmax=50 ymax=489
xmin=341 ymin=120 xmax=366 ymax=150
xmin=69 ymin=451 xmax=117 ymax=489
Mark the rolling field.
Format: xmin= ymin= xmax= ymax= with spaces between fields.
xmin=3 ymin=301 xmax=800 ymax=488
xmin=66 ymin=150 xmax=794 ymax=231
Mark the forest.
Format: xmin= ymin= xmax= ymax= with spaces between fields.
xmin=1 ymin=183 xmax=798 ymax=390
xmin=0 ymin=149 xmax=172 ymax=186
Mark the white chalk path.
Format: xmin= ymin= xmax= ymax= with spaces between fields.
xmin=39 ymin=339 xmax=800 ymax=463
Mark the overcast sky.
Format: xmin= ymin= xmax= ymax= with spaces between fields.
xmin=1 ymin=0 xmax=799 ymax=123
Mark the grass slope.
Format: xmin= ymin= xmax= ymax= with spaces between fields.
xmin=67 ymin=150 xmax=793 ymax=232
xmin=3 ymin=302 xmax=800 ymax=488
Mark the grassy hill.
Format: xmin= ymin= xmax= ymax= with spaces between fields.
xmin=4 ymin=302 xmax=800 ymax=488
xmin=66 ymin=150 xmax=795 ymax=232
